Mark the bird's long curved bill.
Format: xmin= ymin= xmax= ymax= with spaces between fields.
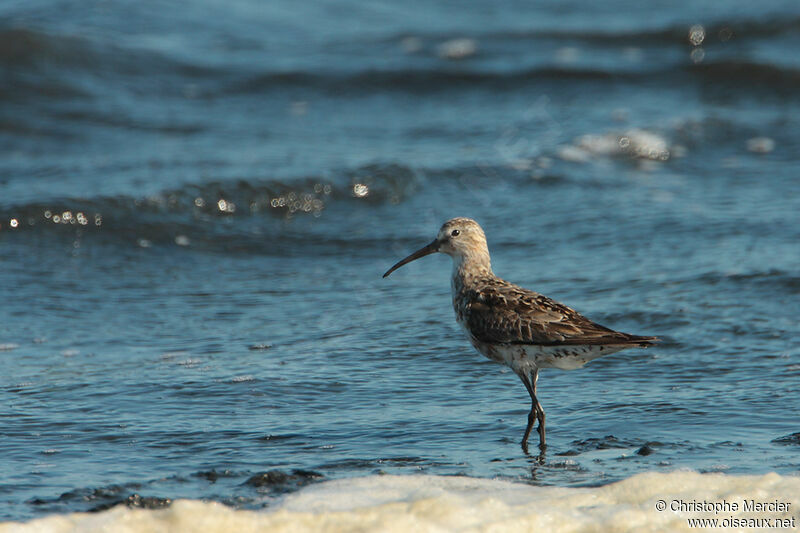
xmin=382 ymin=240 xmax=438 ymax=278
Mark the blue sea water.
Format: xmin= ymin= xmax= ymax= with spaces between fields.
xmin=1 ymin=0 xmax=799 ymax=522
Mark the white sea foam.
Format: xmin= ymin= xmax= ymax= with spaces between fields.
xmin=559 ymin=129 xmax=672 ymax=163
xmin=746 ymin=136 xmax=776 ymax=154
xmin=437 ymin=38 xmax=478 ymax=60
xmin=3 ymin=472 xmax=798 ymax=532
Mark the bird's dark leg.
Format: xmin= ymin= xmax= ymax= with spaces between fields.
xmin=532 ymin=369 xmax=546 ymax=448
xmin=519 ymin=369 xmax=545 ymax=451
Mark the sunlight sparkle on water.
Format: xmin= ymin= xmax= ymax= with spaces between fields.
xmin=688 ymin=24 xmax=705 ymax=46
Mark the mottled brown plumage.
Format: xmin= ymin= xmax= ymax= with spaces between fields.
xmin=459 ymin=278 xmax=656 ymax=347
xmin=383 ymin=217 xmax=658 ymax=451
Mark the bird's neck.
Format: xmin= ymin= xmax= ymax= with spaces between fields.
xmin=451 ymin=251 xmax=492 ymax=294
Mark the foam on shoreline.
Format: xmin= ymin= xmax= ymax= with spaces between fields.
xmin=3 ymin=471 xmax=798 ymax=532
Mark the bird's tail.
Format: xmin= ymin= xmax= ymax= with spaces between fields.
xmin=622 ymin=334 xmax=659 ymax=348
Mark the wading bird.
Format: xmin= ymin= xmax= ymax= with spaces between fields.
xmin=383 ymin=218 xmax=657 ymax=451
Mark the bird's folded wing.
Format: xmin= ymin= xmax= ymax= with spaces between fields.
xmin=464 ymin=284 xmax=652 ymax=346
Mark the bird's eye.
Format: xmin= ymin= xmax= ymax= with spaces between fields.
xmin=451 ymin=229 xmax=460 ymax=237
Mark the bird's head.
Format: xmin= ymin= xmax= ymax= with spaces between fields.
xmin=383 ymin=217 xmax=490 ymax=278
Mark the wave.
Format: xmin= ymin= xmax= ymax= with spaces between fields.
xmin=691 ymin=269 xmax=800 ymax=293
xmin=0 ymin=159 xmax=587 ymax=243
xmin=688 ymin=60 xmax=800 ymax=88
xmin=222 ymin=66 xmax=636 ymax=96
xmin=393 ymin=15 xmax=800 ymax=46
xmin=0 ymin=161 xmax=589 ymax=254
xmin=9 ymin=472 xmax=800 ymax=531
xmin=0 ymin=27 xmax=89 ymax=68
xmin=0 ymin=26 xmax=216 ymax=76
xmin=0 ymin=163 xmax=425 ymax=252
xmin=24 ymin=467 xmax=321 ymax=514
xmin=6 ymin=17 xmax=800 ymax=103
xmin=0 ymin=26 xmax=220 ymax=101
xmin=6 ymin=13 xmax=800 ymax=72
xmin=226 ymin=59 xmax=800 ymax=97
xmin=7 ymin=58 xmax=800 ymax=107
xmin=30 ymin=487 xmax=172 ymax=514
